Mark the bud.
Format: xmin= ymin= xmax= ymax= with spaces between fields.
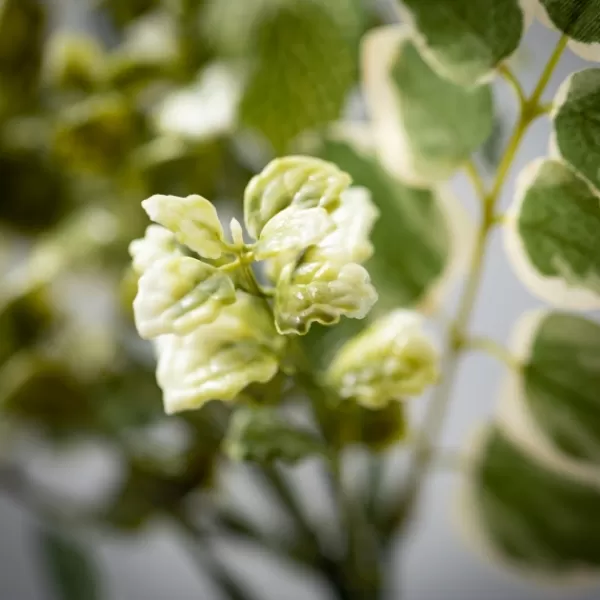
xmin=243 ymin=156 xmax=352 ymax=239
xmin=274 ymin=260 xmax=377 ymax=335
xmin=133 ymin=256 xmax=236 ymax=339
xmin=155 ymin=293 xmax=285 ymax=414
xmin=326 ymin=310 xmax=439 ymax=408
xmin=142 ymin=194 xmax=226 ymax=259
xmin=129 ymin=225 xmax=181 ymax=274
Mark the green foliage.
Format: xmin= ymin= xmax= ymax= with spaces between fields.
xmin=539 ymin=0 xmax=600 ymax=43
xmin=521 ymin=313 xmax=600 ymax=466
xmin=464 ymin=426 xmax=600 ymax=573
xmin=225 ymin=406 xmax=325 ymax=464
xmin=398 ymin=0 xmax=526 ymax=85
xmin=553 ymin=68 xmax=600 ymax=190
xmin=39 ymin=530 xmax=100 ymax=600
xmin=507 ymin=159 xmax=600 ymax=308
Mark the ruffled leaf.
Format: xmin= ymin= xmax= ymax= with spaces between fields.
xmin=243 ymin=156 xmax=351 ymax=239
xmin=133 ymin=256 xmax=236 ymax=339
xmin=254 ymin=205 xmax=334 ymax=260
xmin=326 ymin=310 xmax=439 ymax=408
xmin=142 ymin=194 xmax=226 ymax=259
xmin=129 ymin=225 xmax=181 ymax=274
xmin=274 ymin=261 xmax=377 ymax=335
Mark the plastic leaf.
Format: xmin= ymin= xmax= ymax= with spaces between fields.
xmin=274 ymin=261 xmax=377 ymax=336
xmin=133 ymin=256 xmax=236 ymax=339
xmin=552 ymin=68 xmax=600 ymax=191
xmin=155 ymin=294 xmax=284 ymax=414
xmin=142 ymin=194 xmax=226 ymax=259
xmin=225 ymin=407 xmax=325 ymax=464
xmin=361 ymin=26 xmax=494 ymax=186
xmin=129 ymin=225 xmax=181 ymax=274
xmin=326 ymin=310 xmax=439 ymax=409
xmin=505 ymin=159 xmax=600 ymax=310
xmin=254 ymin=205 xmax=334 ymax=261
xmin=243 ymin=156 xmax=351 ymax=239
xmin=398 ymin=0 xmax=527 ymax=85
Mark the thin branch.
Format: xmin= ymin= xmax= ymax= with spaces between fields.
xmin=464 ymin=336 xmax=522 ymax=371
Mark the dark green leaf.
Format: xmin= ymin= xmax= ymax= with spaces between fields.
xmin=39 ymin=529 xmax=100 ymax=600
xmin=539 ymin=0 xmax=600 ymax=44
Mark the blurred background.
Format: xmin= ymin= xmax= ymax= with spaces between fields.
xmin=0 ymin=0 xmax=599 ymax=598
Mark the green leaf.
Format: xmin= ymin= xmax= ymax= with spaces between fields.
xmin=398 ymin=0 xmax=527 ymax=85
xmin=503 ymin=311 xmax=600 ymax=474
xmin=39 ymin=530 xmax=100 ymax=600
xmin=323 ymin=398 xmax=408 ymax=452
xmin=243 ymin=156 xmax=351 ymax=239
xmin=238 ymin=1 xmax=356 ymax=152
xmin=460 ymin=425 xmax=600 ymax=574
xmin=538 ymin=0 xmax=600 ymax=44
xmin=553 ymin=68 xmax=600 ymax=191
xmin=362 ymin=26 xmax=494 ymax=185
xmin=133 ymin=256 xmax=236 ymax=339
xmin=319 ymin=134 xmax=467 ymax=312
xmin=225 ymin=406 xmax=325 ymax=464
xmin=505 ymin=159 xmax=600 ymax=309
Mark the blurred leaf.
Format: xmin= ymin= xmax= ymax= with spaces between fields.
xmin=553 ymin=68 xmax=600 ymax=191
xmin=520 ymin=312 xmax=600 ymax=467
xmin=0 ymin=289 xmax=54 ymax=364
xmin=97 ymin=0 xmax=160 ymax=30
xmin=39 ymin=529 xmax=100 ymax=600
xmin=0 ymin=0 xmax=46 ymax=111
xmin=239 ymin=1 xmax=356 ymax=152
xmin=2 ymin=357 xmax=96 ymax=440
xmin=53 ymin=94 xmax=140 ymax=175
xmin=506 ymin=159 xmax=600 ymax=310
xmin=461 ymin=425 xmax=600 ymax=574
xmin=225 ymin=406 xmax=325 ymax=464
xmin=324 ymin=400 xmax=407 ymax=451
xmin=538 ymin=0 xmax=600 ymax=44
xmin=362 ymin=27 xmax=493 ymax=186
xmin=0 ymin=146 xmax=71 ymax=234
xmin=397 ymin=0 xmax=526 ymax=85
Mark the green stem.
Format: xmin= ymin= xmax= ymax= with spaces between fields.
xmin=383 ymin=35 xmax=568 ymax=539
xmin=463 ymin=336 xmax=521 ymax=371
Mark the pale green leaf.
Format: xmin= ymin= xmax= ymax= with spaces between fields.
xmin=40 ymin=530 xmax=100 ymax=600
xmin=460 ymin=425 xmax=600 ymax=575
xmin=156 ymin=293 xmax=284 ymax=414
xmin=505 ymin=159 xmax=600 ymax=309
xmin=255 ymin=206 xmax=333 ymax=260
xmin=274 ymin=261 xmax=377 ymax=336
xmin=326 ymin=310 xmax=439 ymax=409
xmin=398 ymin=0 xmax=526 ymax=85
xmin=243 ymin=156 xmax=351 ymax=239
xmin=129 ymin=225 xmax=182 ymax=274
xmin=133 ymin=256 xmax=236 ymax=339
xmin=362 ymin=26 xmax=494 ymax=185
xmin=225 ymin=406 xmax=325 ymax=464
xmin=142 ymin=194 xmax=226 ymax=259
xmin=552 ymin=68 xmax=600 ymax=191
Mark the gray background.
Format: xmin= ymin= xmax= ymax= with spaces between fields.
xmin=1 ymin=5 xmax=599 ymax=600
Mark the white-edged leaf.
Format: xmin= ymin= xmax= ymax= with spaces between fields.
xmin=361 ymin=26 xmax=494 ymax=186
xmin=552 ymin=68 xmax=600 ymax=191
xmin=505 ymin=159 xmax=600 ymax=310
xmin=397 ymin=0 xmax=527 ymax=85
xmin=133 ymin=256 xmax=236 ymax=339
xmin=458 ymin=424 xmax=600 ymax=578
